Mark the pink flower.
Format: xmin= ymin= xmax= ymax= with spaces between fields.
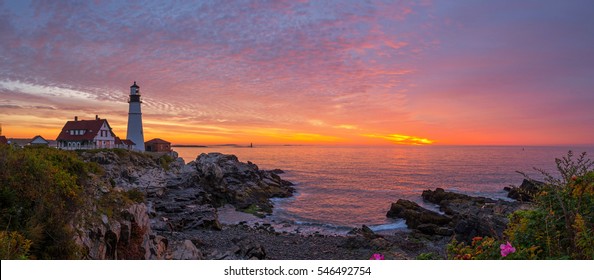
xmin=500 ymin=241 xmax=516 ymax=257
xmin=370 ymin=253 xmax=385 ymax=260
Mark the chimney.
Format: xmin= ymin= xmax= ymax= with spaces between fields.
xmin=95 ymin=115 xmax=99 ymax=120
xmin=74 ymin=116 xmax=78 ymax=121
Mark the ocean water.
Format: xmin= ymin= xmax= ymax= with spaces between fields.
xmin=175 ymin=145 xmax=594 ymax=233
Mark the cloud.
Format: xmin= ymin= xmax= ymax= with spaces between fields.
xmin=1 ymin=1 xmax=593 ymax=144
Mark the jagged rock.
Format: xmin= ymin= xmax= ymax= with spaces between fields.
xmin=386 ymin=199 xmax=451 ymax=228
xmin=387 ymin=187 xmax=526 ymax=243
xmin=191 ymin=153 xmax=294 ymax=212
xmin=344 ymin=225 xmax=391 ymax=250
xmin=150 ymin=236 xmax=168 ymax=259
xmin=232 ymin=237 xmax=266 ymax=260
xmin=422 ymin=188 xmax=475 ymax=204
xmin=76 ymin=150 xmax=293 ymax=260
xmin=505 ymin=179 xmax=544 ymax=201
xmin=169 ymin=240 xmax=204 ymax=260
xmin=76 ymin=203 xmax=165 ymax=260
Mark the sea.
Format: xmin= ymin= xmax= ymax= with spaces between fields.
xmin=175 ymin=145 xmax=594 ymax=234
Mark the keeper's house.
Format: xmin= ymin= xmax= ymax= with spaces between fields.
xmin=56 ymin=115 xmax=133 ymax=150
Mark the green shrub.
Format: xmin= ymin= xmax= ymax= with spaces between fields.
xmin=416 ymin=252 xmax=439 ymax=260
xmin=447 ymin=236 xmax=539 ymax=260
xmin=448 ymin=151 xmax=594 ymax=260
xmin=0 ymin=231 xmax=32 ymax=259
xmin=158 ymin=155 xmax=174 ymax=170
xmin=0 ymin=146 xmax=96 ymax=259
xmin=125 ymin=188 xmax=146 ymax=203
xmin=506 ymin=151 xmax=594 ymax=259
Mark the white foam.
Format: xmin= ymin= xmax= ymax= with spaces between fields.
xmin=368 ymin=220 xmax=407 ymax=232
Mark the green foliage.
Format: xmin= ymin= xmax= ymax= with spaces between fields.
xmin=416 ymin=252 xmax=439 ymax=260
xmin=158 ymin=155 xmax=174 ymax=170
xmin=98 ymin=191 xmax=133 ymax=219
xmin=506 ymin=151 xmax=594 ymax=259
xmin=0 ymin=145 xmax=99 ymax=259
xmin=447 ymin=237 xmax=502 ymax=260
xmin=447 ymin=236 xmax=539 ymax=260
xmin=125 ymin=188 xmax=146 ymax=203
xmin=447 ymin=151 xmax=594 ymax=260
xmin=0 ymin=231 xmax=32 ymax=259
xmin=240 ymin=204 xmax=266 ymax=218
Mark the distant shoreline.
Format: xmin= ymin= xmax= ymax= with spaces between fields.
xmin=171 ymin=144 xmax=209 ymax=148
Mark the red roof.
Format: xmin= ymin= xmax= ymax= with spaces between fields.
xmin=115 ymin=137 xmax=135 ymax=146
xmin=145 ymin=138 xmax=170 ymax=144
xmin=0 ymin=136 xmax=7 ymax=145
xmin=56 ymin=119 xmax=112 ymax=141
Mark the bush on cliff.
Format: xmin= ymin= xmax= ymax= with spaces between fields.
xmin=506 ymin=151 xmax=594 ymax=259
xmin=448 ymin=151 xmax=594 ymax=260
xmin=0 ymin=145 xmax=98 ymax=259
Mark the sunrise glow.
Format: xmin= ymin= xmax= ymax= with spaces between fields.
xmin=1 ymin=1 xmax=593 ymax=146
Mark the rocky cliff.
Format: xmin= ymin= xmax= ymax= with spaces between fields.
xmin=74 ymin=149 xmax=294 ymax=259
xmin=387 ymin=188 xmax=528 ymax=243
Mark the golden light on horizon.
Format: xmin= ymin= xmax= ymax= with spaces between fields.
xmin=363 ymin=134 xmax=434 ymax=145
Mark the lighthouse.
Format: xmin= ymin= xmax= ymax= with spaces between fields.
xmin=126 ymin=81 xmax=145 ymax=151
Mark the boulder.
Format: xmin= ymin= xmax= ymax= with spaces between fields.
xmin=386 ymin=199 xmax=451 ymax=228
xmin=169 ymin=240 xmax=204 ymax=260
xmin=505 ymin=179 xmax=544 ymax=201
xmin=232 ymin=237 xmax=267 ymax=260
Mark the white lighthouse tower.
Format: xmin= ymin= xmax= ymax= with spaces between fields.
xmin=126 ymin=81 xmax=145 ymax=151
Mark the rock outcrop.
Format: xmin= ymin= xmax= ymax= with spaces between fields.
xmin=504 ymin=179 xmax=544 ymax=201
xmin=75 ymin=150 xmax=294 ymax=259
xmin=75 ymin=203 xmax=164 ymax=259
xmin=387 ymin=188 xmax=525 ymax=243
xmin=386 ymin=199 xmax=451 ymax=231
xmin=189 ymin=153 xmax=294 ymax=213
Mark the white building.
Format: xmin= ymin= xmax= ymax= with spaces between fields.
xmin=56 ymin=115 xmax=117 ymax=150
xmin=126 ymin=81 xmax=145 ymax=151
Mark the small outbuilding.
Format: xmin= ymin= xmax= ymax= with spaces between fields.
xmin=29 ymin=135 xmax=50 ymax=146
xmin=145 ymin=138 xmax=171 ymax=152
xmin=115 ymin=137 xmax=135 ymax=150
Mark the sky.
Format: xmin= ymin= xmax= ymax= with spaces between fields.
xmin=1 ymin=0 xmax=593 ymax=146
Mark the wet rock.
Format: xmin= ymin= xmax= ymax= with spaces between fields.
xmin=386 ymin=199 xmax=451 ymax=228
